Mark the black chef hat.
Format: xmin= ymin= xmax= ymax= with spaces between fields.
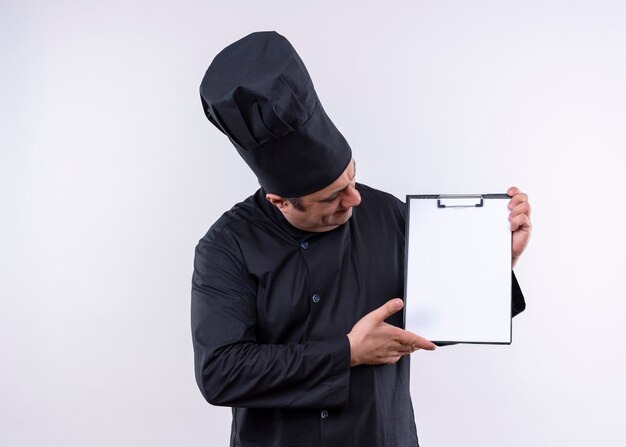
xmin=200 ymin=31 xmax=352 ymax=198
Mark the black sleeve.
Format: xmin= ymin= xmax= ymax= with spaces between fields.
xmin=511 ymin=271 xmax=526 ymax=317
xmin=191 ymin=237 xmax=351 ymax=409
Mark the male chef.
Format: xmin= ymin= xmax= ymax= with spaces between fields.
xmin=191 ymin=31 xmax=531 ymax=447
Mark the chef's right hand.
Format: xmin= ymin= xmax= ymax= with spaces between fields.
xmin=347 ymin=298 xmax=436 ymax=367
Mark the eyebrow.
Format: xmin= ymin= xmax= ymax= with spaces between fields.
xmin=319 ymin=161 xmax=357 ymax=202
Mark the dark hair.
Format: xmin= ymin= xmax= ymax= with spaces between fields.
xmin=287 ymin=197 xmax=306 ymax=212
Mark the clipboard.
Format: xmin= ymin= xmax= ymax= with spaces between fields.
xmin=404 ymin=194 xmax=512 ymax=344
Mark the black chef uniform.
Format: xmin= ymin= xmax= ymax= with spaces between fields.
xmin=192 ymin=31 xmax=525 ymax=447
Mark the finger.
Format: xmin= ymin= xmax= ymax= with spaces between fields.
xmin=510 ymin=213 xmax=531 ymax=232
xmin=388 ymin=345 xmax=414 ymax=356
xmin=415 ymin=339 xmax=437 ymax=351
xmin=509 ymin=201 xmax=531 ymax=219
xmin=397 ymin=344 xmax=421 ymax=354
xmin=397 ymin=330 xmax=437 ymax=351
xmin=368 ymin=298 xmax=404 ymax=323
xmin=391 ymin=337 xmax=419 ymax=352
xmin=512 ymin=193 xmax=528 ymax=204
xmin=507 ymin=186 xmax=520 ymax=197
xmin=507 ymin=193 xmax=528 ymax=209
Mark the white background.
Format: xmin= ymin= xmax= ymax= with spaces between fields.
xmin=2 ymin=1 xmax=625 ymax=446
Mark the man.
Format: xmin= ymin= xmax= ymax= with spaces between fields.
xmin=192 ymin=31 xmax=531 ymax=447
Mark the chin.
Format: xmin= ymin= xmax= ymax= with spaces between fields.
xmin=332 ymin=208 xmax=353 ymax=224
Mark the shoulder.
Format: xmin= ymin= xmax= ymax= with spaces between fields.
xmin=192 ymin=191 xmax=267 ymax=288
xmin=356 ymin=183 xmax=406 ymax=216
xmin=350 ymin=183 xmax=407 ymax=239
xmin=196 ymin=191 xmax=263 ymax=254
xmin=192 ymin=193 xmax=262 ymax=298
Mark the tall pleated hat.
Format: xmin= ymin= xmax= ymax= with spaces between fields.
xmin=200 ymin=31 xmax=352 ymax=198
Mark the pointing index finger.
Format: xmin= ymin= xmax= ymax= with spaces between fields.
xmin=401 ymin=331 xmax=437 ymax=351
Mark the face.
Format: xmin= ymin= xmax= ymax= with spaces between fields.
xmin=267 ymin=160 xmax=361 ymax=232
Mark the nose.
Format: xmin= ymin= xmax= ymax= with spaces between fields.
xmin=341 ymin=184 xmax=361 ymax=208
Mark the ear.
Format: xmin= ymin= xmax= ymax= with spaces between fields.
xmin=266 ymin=193 xmax=290 ymax=210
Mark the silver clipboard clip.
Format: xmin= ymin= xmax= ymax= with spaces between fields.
xmin=437 ymin=195 xmax=484 ymax=208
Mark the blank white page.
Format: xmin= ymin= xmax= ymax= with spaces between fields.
xmin=404 ymin=195 xmax=512 ymax=344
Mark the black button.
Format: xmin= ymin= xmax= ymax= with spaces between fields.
xmin=300 ymin=241 xmax=309 ymax=249
xmin=312 ymin=294 xmax=320 ymax=303
xmin=321 ymin=410 xmax=329 ymax=419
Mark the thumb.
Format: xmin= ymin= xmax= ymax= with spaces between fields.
xmin=368 ymin=298 xmax=404 ymax=323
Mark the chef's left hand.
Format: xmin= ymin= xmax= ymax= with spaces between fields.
xmin=507 ymin=186 xmax=532 ymax=269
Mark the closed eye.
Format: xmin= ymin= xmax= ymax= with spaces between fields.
xmin=321 ymin=193 xmax=341 ymax=203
